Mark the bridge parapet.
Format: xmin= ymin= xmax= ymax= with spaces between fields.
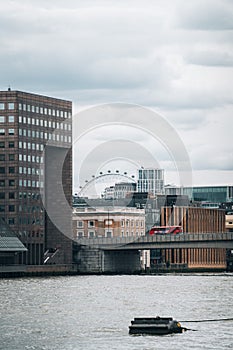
xmin=75 ymin=232 xmax=233 ymax=250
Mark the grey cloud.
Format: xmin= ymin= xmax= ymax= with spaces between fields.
xmin=185 ymin=50 xmax=233 ymax=67
xmin=177 ymin=0 xmax=233 ymax=30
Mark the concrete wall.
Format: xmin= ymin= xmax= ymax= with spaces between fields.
xmin=76 ymin=246 xmax=141 ymax=273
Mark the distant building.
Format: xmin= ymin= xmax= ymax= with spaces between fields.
xmin=137 ymin=168 xmax=164 ymax=196
xmin=165 ymin=185 xmax=233 ymax=204
xmin=0 ymin=90 xmax=72 ymax=266
xmin=226 ymin=212 xmax=233 ymax=232
xmin=156 ymin=206 xmax=226 ymax=270
xmin=103 ymin=186 xmax=115 ymax=199
xmin=72 ymin=206 xmax=145 ymax=238
xmin=114 ymin=182 xmax=136 ymax=199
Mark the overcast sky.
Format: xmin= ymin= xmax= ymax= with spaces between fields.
xmin=1 ymin=0 xmax=233 ymax=190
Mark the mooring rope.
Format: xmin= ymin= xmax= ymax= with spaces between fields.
xmin=180 ymin=318 xmax=233 ymax=323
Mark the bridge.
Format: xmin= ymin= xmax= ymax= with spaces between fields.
xmin=73 ymin=232 xmax=233 ymax=274
xmin=76 ymin=232 xmax=233 ymax=250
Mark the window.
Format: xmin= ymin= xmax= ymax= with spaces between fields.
xmin=0 ymin=142 xmax=4 ymax=148
xmin=88 ymin=220 xmax=95 ymax=228
xmin=9 ymin=167 xmax=15 ymax=174
xmin=9 ymin=192 xmax=15 ymax=199
xmin=0 ymin=129 xmax=5 ymax=135
xmin=9 ymin=205 xmax=15 ymax=212
xmin=0 ymin=192 xmax=5 ymax=199
xmin=0 ymin=103 xmax=4 ymax=110
xmin=77 ymin=221 xmax=83 ymax=228
xmin=0 ymin=116 xmax=5 ymax=123
xmin=77 ymin=231 xmax=83 ymax=238
xmin=8 ymin=103 xmax=14 ymax=110
xmin=8 ymin=141 xmax=14 ymax=148
xmin=105 ymin=219 xmax=112 ymax=225
xmin=8 ymin=116 xmax=14 ymax=122
xmin=0 ymin=167 xmax=5 ymax=174
xmin=9 ymin=154 xmax=15 ymax=161
xmin=9 ymin=179 xmax=15 ymax=186
xmin=0 ymin=154 xmax=5 ymax=161
xmin=8 ymin=218 xmax=15 ymax=225
xmin=88 ymin=231 xmax=95 ymax=238
xmin=0 ymin=205 xmax=5 ymax=212
xmin=8 ymin=129 xmax=14 ymax=135
xmin=0 ymin=180 xmax=5 ymax=187
xmin=105 ymin=230 xmax=112 ymax=238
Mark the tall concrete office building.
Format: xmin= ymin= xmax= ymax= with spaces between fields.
xmin=0 ymin=89 xmax=72 ymax=265
xmin=137 ymin=168 xmax=164 ymax=196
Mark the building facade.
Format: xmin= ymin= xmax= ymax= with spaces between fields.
xmin=73 ymin=206 xmax=145 ymax=238
xmin=114 ymin=182 xmax=136 ymax=199
xmin=137 ymin=168 xmax=164 ymax=196
xmin=165 ymin=185 xmax=233 ymax=204
xmin=157 ymin=206 xmax=226 ymax=270
xmin=0 ymin=89 xmax=72 ymax=265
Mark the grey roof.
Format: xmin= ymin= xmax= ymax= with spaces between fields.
xmin=0 ymin=218 xmax=27 ymax=252
xmin=0 ymin=237 xmax=27 ymax=251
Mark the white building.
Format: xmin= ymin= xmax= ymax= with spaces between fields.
xmin=137 ymin=168 xmax=164 ymax=196
xmin=73 ymin=206 xmax=145 ymax=238
xmin=114 ymin=182 xmax=136 ymax=199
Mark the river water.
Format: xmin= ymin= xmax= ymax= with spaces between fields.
xmin=1 ymin=273 xmax=233 ymax=350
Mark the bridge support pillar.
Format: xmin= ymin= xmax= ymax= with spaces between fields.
xmin=76 ymin=246 xmax=141 ymax=274
xmin=103 ymin=250 xmax=141 ymax=273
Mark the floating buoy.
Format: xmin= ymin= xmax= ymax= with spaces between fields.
xmin=129 ymin=316 xmax=186 ymax=336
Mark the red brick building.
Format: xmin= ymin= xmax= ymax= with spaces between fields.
xmin=0 ymin=89 xmax=72 ymax=265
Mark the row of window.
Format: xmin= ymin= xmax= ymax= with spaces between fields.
xmin=19 ymin=142 xmax=44 ymax=151
xmin=19 ymin=152 xmax=43 ymax=163
xmin=0 ymin=102 xmax=14 ymax=110
xmin=19 ymin=153 xmax=43 ymax=163
xmin=19 ymin=117 xmax=71 ymax=130
xmin=76 ymin=230 xmax=145 ymax=238
xmin=18 ymin=103 xmax=71 ymax=118
xmin=19 ymin=166 xmax=43 ymax=176
xmin=19 ymin=180 xmax=43 ymax=188
xmin=18 ymin=216 xmax=43 ymax=225
xmin=0 ymin=154 xmax=15 ymax=161
xmin=0 ymin=179 xmax=42 ymax=188
xmin=18 ymin=131 xmax=71 ymax=143
xmin=0 ymin=102 xmax=71 ymax=119
xmin=0 ymin=128 xmax=15 ymax=135
xmin=77 ymin=220 xmax=144 ymax=228
xmin=19 ymin=192 xmax=41 ymax=200
xmin=0 ymin=141 xmax=15 ymax=148
xmin=0 ymin=192 xmax=15 ymax=199
xmin=19 ymin=205 xmax=42 ymax=213
xmin=0 ymin=116 xmax=14 ymax=123
xmin=0 ymin=217 xmax=15 ymax=225
xmin=0 ymin=204 xmax=15 ymax=212
xmin=0 ymin=179 xmax=15 ymax=187
xmin=0 ymin=166 xmax=15 ymax=174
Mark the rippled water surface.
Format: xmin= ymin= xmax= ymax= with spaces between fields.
xmin=1 ymin=274 xmax=233 ymax=350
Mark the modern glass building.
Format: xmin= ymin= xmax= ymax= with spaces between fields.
xmin=137 ymin=168 xmax=164 ymax=196
xmin=165 ymin=185 xmax=233 ymax=204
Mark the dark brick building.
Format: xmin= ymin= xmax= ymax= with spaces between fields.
xmin=0 ymin=89 xmax=72 ymax=265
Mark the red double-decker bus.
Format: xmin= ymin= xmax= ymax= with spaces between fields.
xmin=149 ymin=226 xmax=183 ymax=235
